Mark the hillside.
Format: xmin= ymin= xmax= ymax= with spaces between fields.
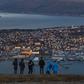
xmin=0 ymin=0 xmax=84 ymax=16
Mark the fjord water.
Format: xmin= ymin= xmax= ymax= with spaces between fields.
xmin=0 ymin=13 xmax=84 ymax=29
xmin=0 ymin=13 xmax=84 ymax=75
xmin=0 ymin=60 xmax=84 ymax=75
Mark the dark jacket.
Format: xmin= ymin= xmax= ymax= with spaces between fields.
xmin=19 ymin=61 xmax=25 ymax=70
xmin=39 ymin=59 xmax=45 ymax=67
xmin=28 ymin=61 xmax=34 ymax=68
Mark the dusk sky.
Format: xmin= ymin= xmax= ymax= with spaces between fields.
xmin=0 ymin=0 xmax=84 ymax=16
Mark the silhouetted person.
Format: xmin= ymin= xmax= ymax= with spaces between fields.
xmin=28 ymin=60 xmax=34 ymax=74
xmin=46 ymin=61 xmax=52 ymax=74
xmin=13 ymin=58 xmax=18 ymax=74
xmin=19 ymin=59 xmax=25 ymax=74
xmin=39 ymin=57 xmax=45 ymax=74
xmin=52 ymin=61 xmax=59 ymax=74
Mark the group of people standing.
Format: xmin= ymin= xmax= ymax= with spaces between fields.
xmin=13 ymin=58 xmax=25 ymax=74
xmin=12 ymin=57 xmax=59 ymax=75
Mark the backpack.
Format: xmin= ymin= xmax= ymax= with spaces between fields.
xmin=39 ymin=60 xmax=45 ymax=66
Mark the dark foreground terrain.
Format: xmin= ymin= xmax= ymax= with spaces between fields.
xmin=0 ymin=74 xmax=84 ymax=84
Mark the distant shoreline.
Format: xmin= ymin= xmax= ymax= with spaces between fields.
xmin=0 ymin=12 xmax=84 ymax=17
xmin=0 ymin=25 xmax=83 ymax=31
